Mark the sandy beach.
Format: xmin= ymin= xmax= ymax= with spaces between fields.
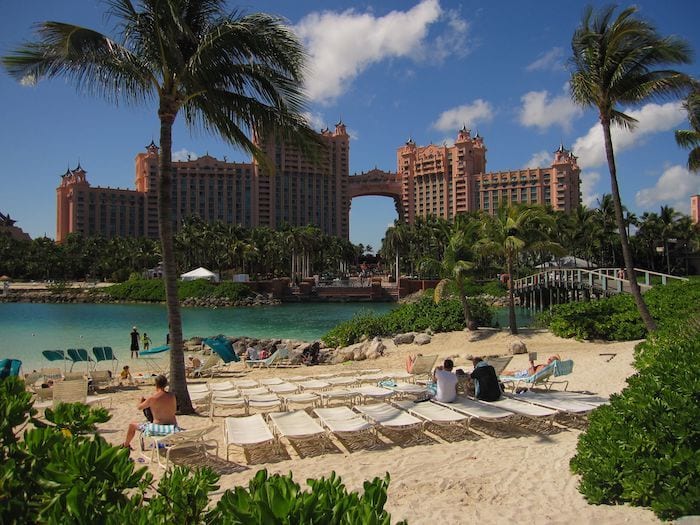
xmin=94 ymin=329 xmax=662 ymax=524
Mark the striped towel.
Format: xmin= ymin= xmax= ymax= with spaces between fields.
xmin=138 ymin=423 xmax=181 ymax=437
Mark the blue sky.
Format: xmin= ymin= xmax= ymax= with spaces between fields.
xmin=2 ymin=0 xmax=699 ymax=250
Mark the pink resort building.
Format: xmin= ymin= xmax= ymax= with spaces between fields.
xmin=56 ymin=124 xmax=580 ymax=242
xmin=691 ymin=194 xmax=700 ymax=225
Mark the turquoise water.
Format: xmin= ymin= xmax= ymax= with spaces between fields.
xmin=0 ymin=302 xmax=535 ymax=371
xmin=0 ymin=302 xmax=395 ymax=371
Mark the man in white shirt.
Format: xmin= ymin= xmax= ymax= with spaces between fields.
xmin=433 ymin=359 xmax=458 ymax=403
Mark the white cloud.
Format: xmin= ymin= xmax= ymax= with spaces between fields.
xmin=580 ymin=171 xmax=602 ymax=207
xmin=572 ymin=102 xmax=686 ymax=169
xmin=526 ymin=47 xmax=565 ymax=72
xmin=295 ymin=0 xmax=469 ymax=104
xmin=432 ymin=99 xmax=493 ymax=132
xmin=523 ymin=150 xmax=551 ymax=169
xmin=518 ymin=88 xmax=582 ymax=132
xmin=172 ymin=149 xmax=198 ymax=162
xmin=635 ymin=165 xmax=700 ymax=211
xmin=302 ymin=111 xmax=326 ymax=131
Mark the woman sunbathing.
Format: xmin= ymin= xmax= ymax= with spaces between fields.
xmin=502 ymin=354 xmax=560 ymax=378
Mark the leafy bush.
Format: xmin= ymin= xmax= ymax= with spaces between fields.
xmin=0 ymin=377 xmax=406 ymax=524
xmin=104 ymin=278 xmax=252 ymax=303
xmin=46 ymin=280 xmax=71 ymax=294
xmin=542 ymin=279 xmax=700 ymax=341
xmin=322 ymin=294 xmax=494 ymax=347
xmin=211 ymin=469 xmax=405 ymax=524
xmin=570 ymin=320 xmax=700 ymax=520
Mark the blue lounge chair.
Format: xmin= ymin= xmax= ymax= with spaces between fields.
xmin=0 ymin=359 xmax=22 ymax=380
xmin=499 ymin=361 xmax=557 ymax=392
xmin=93 ymin=346 xmax=119 ymax=370
xmin=67 ymin=348 xmax=94 ymax=372
xmin=245 ymin=346 xmax=289 ymax=368
xmin=42 ymin=349 xmax=70 ymax=373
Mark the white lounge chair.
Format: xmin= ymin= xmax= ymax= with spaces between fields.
xmin=268 ymin=410 xmax=326 ymax=448
xmin=90 ymin=370 xmax=113 ymax=392
xmin=354 ymin=403 xmax=423 ymax=432
xmin=320 ymin=389 xmax=358 ymax=407
xmin=510 ymin=391 xmax=595 ymax=416
xmin=352 ymin=386 xmax=395 ymax=403
xmin=281 ymin=392 xmax=320 ymax=411
xmin=314 ymin=406 xmax=375 ymax=439
xmin=537 ymin=390 xmax=609 ymax=407
xmin=232 ymin=379 xmax=259 ymax=390
xmin=325 ymin=376 xmax=359 ymax=387
xmin=209 ymin=381 xmax=236 ymax=392
xmin=224 ymin=414 xmax=277 ymax=461
xmin=296 ymin=380 xmax=330 ymax=392
xmin=385 ymin=382 xmax=429 ymax=399
xmin=434 ymin=397 xmax=514 ymax=424
xmin=52 ymin=379 xmax=110 ymax=408
xmin=246 ymin=394 xmax=283 ymax=415
xmin=356 ymin=372 xmax=390 ymax=384
xmin=484 ymin=397 xmax=557 ymax=424
xmin=266 ymin=382 xmax=299 ymax=394
xmin=190 ymin=354 xmax=223 ymax=378
xmin=144 ymin=425 xmax=218 ymax=469
xmin=259 ymin=377 xmax=285 ymax=386
xmin=408 ymin=355 xmax=438 ymax=382
xmin=393 ymin=399 xmax=470 ymax=429
xmin=209 ymin=391 xmax=246 ymax=419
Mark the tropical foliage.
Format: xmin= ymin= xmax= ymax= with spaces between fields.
xmin=322 ymin=293 xmax=493 ymax=347
xmin=675 ymin=85 xmax=700 ymax=171
xmin=0 ymin=377 xmax=404 ymax=524
xmin=104 ymin=277 xmax=252 ymax=302
xmin=570 ymin=319 xmax=700 ymax=520
xmin=569 ymin=4 xmax=693 ymax=332
xmin=539 ymin=278 xmax=700 ymax=341
xmin=3 ymin=0 xmax=320 ymax=413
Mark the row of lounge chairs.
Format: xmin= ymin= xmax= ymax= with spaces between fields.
xmin=42 ymin=347 xmax=118 ymax=372
xmin=222 ymin=390 xmax=608 ymax=463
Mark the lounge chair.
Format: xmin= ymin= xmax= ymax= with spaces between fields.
xmin=63 ymin=371 xmax=87 ymax=381
xmin=0 ymin=358 xmax=22 ymax=379
xmin=482 ymin=397 xmax=557 ymax=424
xmin=39 ymin=367 xmax=63 ymax=381
xmin=66 ymin=348 xmax=94 ymax=372
xmin=356 ymin=372 xmax=390 ymax=384
xmin=314 ymin=406 xmax=376 ymax=439
xmin=486 ymin=356 xmax=513 ymax=376
xmin=385 ymin=382 xmax=429 ymax=399
xmin=245 ymin=347 xmax=289 ymax=368
xmin=90 ymin=370 xmax=113 ymax=392
xmin=320 ymin=389 xmax=358 ymax=407
xmin=232 ymin=379 xmax=259 ymax=390
xmin=296 ymin=379 xmax=330 ymax=391
xmin=224 ymin=414 xmax=277 ymax=461
xmin=190 ymin=354 xmax=223 ymax=378
xmin=393 ymin=399 xmax=470 ymax=430
xmin=354 ymin=403 xmax=423 ymax=433
xmin=325 ymin=376 xmax=359 ymax=387
xmin=187 ymin=383 xmax=211 ymax=405
xmin=259 ymin=377 xmax=284 ymax=386
xmin=52 ymin=378 xmax=110 ymax=408
xmin=245 ymin=394 xmax=283 ymax=415
xmin=210 ymin=391 xmax=246 ymax=419
xmin=281 ymin=392 xmax=320 ymax=411
xmin=268 ymin=410 xmax=327 ymax=448
xmin=42 ymin=350 xmax=70 ymax=373
xmin=511 ymin=390 xmax=595 ymax=416
xmin=537 ymin=390 xmax=609 ymax=407
xmin=433 ymin=397 xmax=514 ymax=424
xmin=92 ymin=347 xmax=118 ymax=373
xmin=266 ymin=382 xmax=299 ymax=395
xmin=352 ymin=386 xmax=395 ymax=403
xmin=499 ymin=361 xmax=557 ymax=392
xmin=209 ymin=380 xmax=236 ymax=392
xmin=143 ymin=425 xmax=218 ymax=469
xmin=408 ymin=355 xmax=438 ymax=383
xmin=550 ymin=359 xmax=574 ymax=391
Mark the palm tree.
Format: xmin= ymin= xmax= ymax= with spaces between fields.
xmin=4 ymin=0 xmax=316 ymax=412
xmin=569 ymin=5 xmax=692 ymax=333
xmin=675 ymin=86 xmax=700 ymax=171
xmin=475 ymin=205 xmax=564 ymax=335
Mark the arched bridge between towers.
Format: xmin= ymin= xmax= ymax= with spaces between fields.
xmin=348 ymin=168 xmax=404 ymax=222
xmin=513 ymin=267 xmax=688 ymax=312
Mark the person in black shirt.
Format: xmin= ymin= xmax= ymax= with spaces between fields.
xmin=130 ymin=326 xmax=140 ymax=358
xmin=470 ymin=357 xmax=502 ymax=402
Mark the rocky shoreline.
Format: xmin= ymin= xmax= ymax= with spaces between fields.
xmin=0 ymin=290 xmax=280 ymax=307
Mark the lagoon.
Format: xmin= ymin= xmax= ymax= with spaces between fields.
xmin=0 ymin=302 xmax=535 ymax=371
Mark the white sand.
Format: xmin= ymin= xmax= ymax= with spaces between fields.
xmin=96 ymin=329 xmax=661 ymax=524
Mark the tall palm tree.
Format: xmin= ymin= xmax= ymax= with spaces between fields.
xmin=569 ymin=5 xmax=692 ymax=333
xmin=675 ymin=86 xmax=700 ymax=171
xmin=3 ymin=0 xmax=316 ymax=412
xmin=475 ymin=205 xmax=564 ymax=335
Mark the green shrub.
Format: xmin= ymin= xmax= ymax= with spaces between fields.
xmin=0 ymin=377 xmax=406 ymax=524
xmin=322 ymin=294 xmax=494 ymax=347
xmin=543 ymin=279 xmax=700 ymax=341
xmin=104 ymin=278 xmax=251 ymax=303
xmin=570 ymin=320 xmax=700 ymax=520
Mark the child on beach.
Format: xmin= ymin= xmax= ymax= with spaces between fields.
xmin=142 ymin=333 xmax=151 ymax=351
xmin=119 ymin=365 xmax=133 ymax=385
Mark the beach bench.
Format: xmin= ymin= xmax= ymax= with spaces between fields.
xmin=393 ymin=399 xmax=470 ymax=430
xmin=314 ymin=406 xmax=376 ymax=440
xmin=268 ymin=410 xmax=327 ymax=450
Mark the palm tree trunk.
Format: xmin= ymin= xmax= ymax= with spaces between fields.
xmin=158 ymin=104 xmax=193 ymax=413
xmin=507 ymin=255 xmax=518 ymax=335
xmin=602 ymin=120 xmax=657 ymax=332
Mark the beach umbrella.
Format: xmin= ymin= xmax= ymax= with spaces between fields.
xmin=140 ymin=345 xmax=170 ymax=373
xmin=202 ymin=336 xmax=239 ymax=363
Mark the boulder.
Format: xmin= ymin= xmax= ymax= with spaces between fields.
xmin=365 ymin=337 xmax=386 ymax=359
xmin=393 ymin=333 xmax=415 ymax=345
xmin=414 ymin=333 xmax=431 ymax=345
xmin=509 ymin=339 xmax=528 ymax=355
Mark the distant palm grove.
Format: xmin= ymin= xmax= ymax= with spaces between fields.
xmin=1 ymin=199 xmax=697 ymax=283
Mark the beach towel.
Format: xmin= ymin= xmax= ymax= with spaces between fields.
xmin=138 ymin=422 xmax=181 ymax=437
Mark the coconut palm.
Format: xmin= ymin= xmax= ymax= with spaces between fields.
xmin=675 ymin=87 xmax=700 ymax=171
xmin=475 ymin=205 xmax=564 ymax=335
xmin=3 ymin=0 xmax=317 ymax=411
xmin=569 ymin=5 xmax=692 ymax=332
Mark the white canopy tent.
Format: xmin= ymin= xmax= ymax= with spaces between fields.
xmin=180 ymin=267 xmax=219 ymax=282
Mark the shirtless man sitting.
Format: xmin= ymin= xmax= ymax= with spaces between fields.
xmin=122 ymin=374 xmax=178 ymax=449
